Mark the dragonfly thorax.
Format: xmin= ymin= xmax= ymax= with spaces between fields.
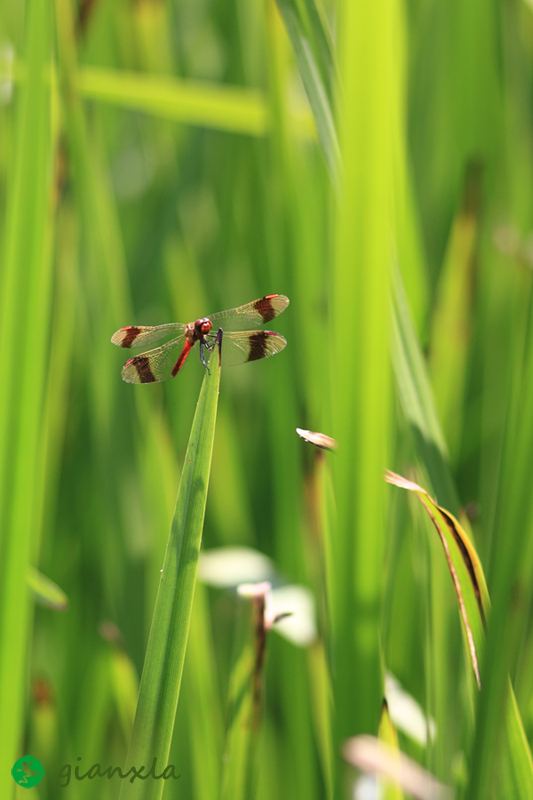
xmin=186 ymin=318 xmax=212 ymax=345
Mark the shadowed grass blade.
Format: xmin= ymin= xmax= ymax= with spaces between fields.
xmin=390 ymin=263 xmax=458 ymax=513
xmin=221 ymin=583 xmax=270 ymax=800
xmin=429 ymin=163 xmax=482 ymax=464
xmin=274 ymin=0 xmax=339 ymax=182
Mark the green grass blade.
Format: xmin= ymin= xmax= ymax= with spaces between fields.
xmin=390 ymin=263 xmax=458 ymax=513
xmin=467 ymin=274 xmax=533 ymax=795
xmin=274 ymin=0 xmax=339 ymax=182
xmin=377 ymin=702 xmax=404 ymax=800
xmin=78 ymin=66 xmax=315 ymax=139
xmin=27 ymin=568 xmax=69 ymax=612
xmin=307 ymin=641 xmax=334 ymax=800
xmin=330 ymin=0 xmax=396 ymax=745
xmin=183 ymin=581 xmax=224 ymax=800
xmin=119 ymin=340 xmax=222 ymax=800
xmin=221 ymin=585 xmax=269 ymax=800
xmin=4 ymin=61 xmax=317 ymax=139
xmin=498 ymin=684 xmax=533 ymax=798
xmin=0 ymin=0 xmax=53 ymax=787
xmin=429 ymin=163 xmax=481 ymax=464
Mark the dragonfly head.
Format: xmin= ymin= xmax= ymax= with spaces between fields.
xmin=195 ymin=317 xmax=212 ymax=336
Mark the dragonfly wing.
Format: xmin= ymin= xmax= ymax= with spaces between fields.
xmin=111 ymin=322 xmax=186 ymax=348
xmin=219 ymin=330 xmax=287 ymax=367
xmin=208 ymin=294 xmax=289 ymax=330
xmin=121 ymin=335 xmax=191 ymax=383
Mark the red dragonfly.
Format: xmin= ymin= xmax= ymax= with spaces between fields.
xmin=111 ymin=294 xmax=289 ymax=383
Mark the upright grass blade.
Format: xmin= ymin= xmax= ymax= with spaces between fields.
xmin=221 ymin=583 xmax=270 ymax=800
xmin=119 ymin=337 xmax=222 ymax=800
xmin=429 ymin=163 xmax=481 ymax=464
xmin=274 ymin=0 xmax=339 ymax=182
xmin=330 ymin=0 xmax=395 ymax=745
xmin=467 ymin=289 xmax=533 ymax=794
xmin=306 ymin=641 xmax=334 ymax=800
xmin=276 ymin=0 xmax=396 ymax=762
xmin=391 ymin=254 xmax=464 ymax=780
xmin=0 ymin=0 xmax=53 ymax=788
xmin=390 ymin=264 xmax=458 ymax=514
xmin=300 ymin=442 xmax=335 ymax=800
xmin=182 ymin=581 xmax=224 ymax=800
xmin=377 ymin=702 xmax=404 ymax=800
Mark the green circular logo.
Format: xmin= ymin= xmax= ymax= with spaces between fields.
xmin=11 ymin=755 xmax=45 ymax=788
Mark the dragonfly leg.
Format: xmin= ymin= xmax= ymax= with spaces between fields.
xmin=199 ymin=340 xmax=209 ymax=370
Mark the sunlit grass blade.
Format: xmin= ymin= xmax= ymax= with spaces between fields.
xmin=377 ymin=702 xmax=404 ymax=800
xmin=0 ymin=0 xmax=53 ymax=788
xmin=119 ymin=338 xmax=221 ymax=800
xmin=27 ymin=568 xmax=69 ymax=612
xmin=78 ymin=66 xmax=315 ymax=139
xmin=4 ymin=60 xmax=317 ymax=139
xmin=329 ymin=0 xmax=396 ymax=751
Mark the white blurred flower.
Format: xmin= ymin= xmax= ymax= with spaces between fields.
xmin=198 ymin=546 xmax=276 ymax=588
xmin=385 ymin=673 xmax=436 ymax=746
xmin=267 ymin=585 xmax=317 ymax=647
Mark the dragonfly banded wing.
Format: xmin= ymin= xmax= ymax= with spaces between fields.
xmin=121 ymin=336 xmax=188 ymax=383
xmin=208 ymin=294 xmax=289 ymax=330
xmin=111 ymin=322 xmax=186 ymax=349
xmin=218 ymin=330 xmax=287 ymax=367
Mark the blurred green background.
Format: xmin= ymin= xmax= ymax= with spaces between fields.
xmin=3 ymin=0 xmax=533 ymax=797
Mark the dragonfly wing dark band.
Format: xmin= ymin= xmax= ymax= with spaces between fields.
xmin=217 ymin=330 xmax=287 ymax=367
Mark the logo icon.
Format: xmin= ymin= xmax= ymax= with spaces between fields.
xmin=11 ymin=755 xmax=45 ymax=788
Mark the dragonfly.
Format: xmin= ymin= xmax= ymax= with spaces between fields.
xmin=111 ymin=294 xmax=289 ymax=384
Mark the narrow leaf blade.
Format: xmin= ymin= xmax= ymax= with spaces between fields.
xmin=120 ymin=341 xmax=221 ymax=800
